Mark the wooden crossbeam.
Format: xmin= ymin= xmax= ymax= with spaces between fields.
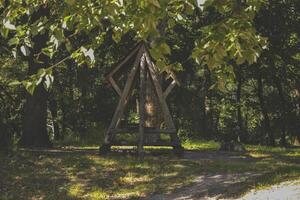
xmin=106 ymin=43 xmax=141 ymax=79
xmin=104 ymin=46 xmax=144 ymax=144
xmin=109 ymin=76 xmax=122 ymax=96
xmin=144 ymin=49 xmax=181 ymax=146
xmin=144 ymin=50 xmax=176 ymax=130
xmin=103 ymin=42 xmax=182 ymax=151
xmin=110 ymin=141 xmax=178 ymax=147
xmin=110 ymin=128 xmax=177 ymax=134
xmin=163 ymin=79 xmax=176 ymax=98
xmin=138 ymin=53 xmax=147 ymax=156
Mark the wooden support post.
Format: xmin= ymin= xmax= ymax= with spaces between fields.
xmin=106 ymin=43 xmax=141 ymax=78
xmin=109 ymin=76 xmax=122 ymax=97
xmin=138 ymin=53 xmax=146 ymax=158
xmin=163 ymin=79 xmax=176 ymax=98
xmin=144 ymin=50 xmax=182 ymax=148
xmin=144 ymin=51 xmax=176 ymax=130
xmin=103 ymin=46 xmax=144 ymax=146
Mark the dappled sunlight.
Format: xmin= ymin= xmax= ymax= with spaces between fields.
xmin=1 ymin=145 xmax=300 ymax=199
xmin=183 ymin=140 xmax=220 ymax=151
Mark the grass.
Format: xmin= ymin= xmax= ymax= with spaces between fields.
xmin=0 ymin=140 xmax=299 ymax=200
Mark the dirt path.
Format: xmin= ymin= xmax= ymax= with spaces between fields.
xmin=239 ymin=180 xmax=300 ymax=200
xmin=144 ymin=151 xmax=300 ymax=200
xmin=146 ymin=175 xmax=300 ymax=200
xmin=145 ymin=173 xmax=261 ymax=200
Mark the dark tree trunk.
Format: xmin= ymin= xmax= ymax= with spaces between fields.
xmin=198 ymin=79 xmax=207 ymax=136
xmin=0 ymin=114 xmax=9 ymax=153
xmin=235 ymin=66 xmax=245 ymax=142
xmin=49 ymin=96 xmax=61 ymax=141
xmin=274 ymin=78 xmax=287 ymax=147
xmin=20 ymin=5 xmax=52 ymax=148
xmin=257 ymin=76 xmax=275 ymax=146
xmin=21 ymin=84 xmax=51 ymax=147
xmin=198 ymin=66 xmax=211 ymax=138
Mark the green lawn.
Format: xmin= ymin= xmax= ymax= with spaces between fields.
xmin=0 ymin=141 xmax=299 ymax=200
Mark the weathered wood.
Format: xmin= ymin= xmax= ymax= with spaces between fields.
xmin=109 ymin=76 xmax=122 ymax=96
xmin=163 ymin=79 xmax=176 ymax=98
xmin=138 ymin=53 xmax=147 ymax=156
xmin=104 ymin=46 xmax=144 ymax=144
xmin=144 ymin=51 xmax=175 ymax=130
xmin=110 ymin=128 xmax=177 ymax=134
xmin=110 ymin=141 xmax=178 ymax=147
xmin=144 ymin=49 xmax=181 ymax=146
xmin=104 ymin=42 xmax=182 ymax=150
xmin=106 ymin=43 xmax=141 ymax=79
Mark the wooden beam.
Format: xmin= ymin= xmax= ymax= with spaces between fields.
xmin=144 ymin=50 xmax=181 ymax=146
xmin=163 ymin=80 xmax=176 ymax=98
xmin=138 ymin=53 xmax=147 ymax=156
xmin=110 ymin=128 xmax=177 ymax=134
xmin=144 ymin=51 xmax=176 ymax=130
xmin=104 ymin=46 xmax=144 ymax=144
xmin=106 ymin=43 xmax=141 ymax=79
xmin=109 ymin=76 xmax=122 ymax=96
xmin=110 ymin=141 xmax=178 ymax=147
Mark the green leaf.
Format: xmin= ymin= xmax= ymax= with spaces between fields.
xmin=22 ymin=81 xmax=35 ymax=95
xmin=149 ymin=48 xmax=161 ymax=61
xmin=8 ymin=37 xmax=19 ymax=46
xmin=42 ymin=46 xmax=54 ymax=58
xmin=160 ymin=43 xmax=171 ymax=55
xmin=3 ymin=20 xmax=16 ymax=30
xmin=8 ymin=80 xmax=21 ymax=86
xmin=85 ymin=48 xmax=95 ymax=64
xmin=1 ymin=28 xmax=9 ymax=38
xmin=43 ymin=74 xmax=54 ymax=90
xmin=65 ymin=39 xmax=72 ymax=52
xmin=20 ymin=45 xmax=30 ymax=56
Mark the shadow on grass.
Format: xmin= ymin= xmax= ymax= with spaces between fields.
xmin=1 ymin=147 xmax=299 ymax=200
xmin=0 ymin=148 xmax=203 ymax=199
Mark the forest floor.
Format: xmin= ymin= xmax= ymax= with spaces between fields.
xmin=0 ymin=140 xmax=299 ymax=200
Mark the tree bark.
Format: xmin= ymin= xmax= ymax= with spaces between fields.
xmin=20 ymin=5 xmax=52 ymax=148
xmin=198 ymin=66 xmax=211 ymax=138
xmin=49 ymin=96 xmax=61 ymax=141
xmin=235 ymin=66 xmax=245 ymax=142
xmin=0 ymin=113 xmax=9 ymax=153
xmin=274 ymin=77 xmax=287 ymax=147
xmin=257 ymin=75 xmax=275 ymax=146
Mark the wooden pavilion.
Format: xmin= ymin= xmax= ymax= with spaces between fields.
xmin=99 ymin=42 xmax=183 ymax=156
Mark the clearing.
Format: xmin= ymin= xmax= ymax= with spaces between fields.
xmin=0 ymin=141 xmax=299 ymax=200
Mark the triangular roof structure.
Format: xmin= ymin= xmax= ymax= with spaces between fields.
xmin=100 ymin=42 xmax=183 ymax=156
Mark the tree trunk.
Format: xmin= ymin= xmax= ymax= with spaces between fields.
xmin=20 ymin=5 xmax=52 ymax=148
xmin=0 ymin=114 xmax=9 ymax=153
xmin=144 ymin=70 xmax=162 ymax=143
xmin=198 ymin=66 xmax=211 ymax=138
xmin=274 ymin=77 xmax=287 ymax=147
xmin=235 ymin=67 xmax=245 ymax=142
xmin=257 ymin=76 xmax=275 ymax=146
xmin=49 ymin=96 xmax=61 ymax=141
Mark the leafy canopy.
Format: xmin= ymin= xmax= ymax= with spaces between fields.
xmin=0 ymin=0 xmax=267 ymax=93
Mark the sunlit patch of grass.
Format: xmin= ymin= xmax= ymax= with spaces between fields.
xmin=86 ymin=188 xmax=108 ymax=200
xmin=1 ymin=142 xmax=300 ymax=199
xmin=248 ymin=152 xmax=270 ymax=158
xmin=182 ymin=139 xmax=220 ymax=151
xmin=246 ymin=145 xmax=300 ymax=156
xmin=68 ymin=183 xmax=84 ymax=197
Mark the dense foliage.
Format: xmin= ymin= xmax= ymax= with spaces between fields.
xmin=0 ymin=0 xmax=299 ymax=151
